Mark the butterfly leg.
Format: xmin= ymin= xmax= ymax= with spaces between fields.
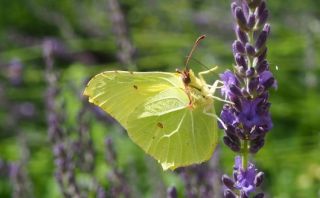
xmin=202 ymin=108 xmax=227 ymax=130
xmin=198 ymin=66 xmax=218 ymax=83
xmin=206 ymin=80 xmax=233 ymax=104
xmin=208 ymin=80 xmax=225 ymax=94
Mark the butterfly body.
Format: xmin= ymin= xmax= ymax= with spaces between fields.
xmin=84 ymin=69 xmax=218 ymax=170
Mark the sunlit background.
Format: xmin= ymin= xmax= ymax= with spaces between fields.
xmin=0 ymin=0 xmax=319 ymax=197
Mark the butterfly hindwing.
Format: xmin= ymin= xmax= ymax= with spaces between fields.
xmin=127 ymin=92 xmax=217 ymax=170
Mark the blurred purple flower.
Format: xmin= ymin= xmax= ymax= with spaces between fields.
xmin=7 ymin=59 xmax=23 ymax=86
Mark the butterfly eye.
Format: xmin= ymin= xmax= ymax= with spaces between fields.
xmin=182 ymin=71 xmax=191 ymax=85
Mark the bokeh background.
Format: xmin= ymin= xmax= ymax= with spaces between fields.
xmin=0 ymin=0 xmax=320 ymax=197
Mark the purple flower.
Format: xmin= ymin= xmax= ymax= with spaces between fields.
xmin=259 ymin=71 xmax=277 ymax=89
xmin=233 ymin=156 xmax=256 ymax=195
xmin=220 ymin=97 xmax=273 ymax=141
xmin=237 ymin=98 xmax=272 ymax=132
xmin=220 ymin=70 xmax=239 ymax=99
xmin=220 ymin=105 xmax=238 ymax=127
xmin=222 ymin=156 xmax=265 ymax=197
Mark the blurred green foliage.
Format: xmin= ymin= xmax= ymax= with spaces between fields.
xmin=0 ymin=0 xmax=320 ymax=197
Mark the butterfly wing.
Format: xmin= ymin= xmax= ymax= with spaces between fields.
xmin=84 ymin=71 xmax=184 ymax=124
xmin=84 ymin=71 xmax=217 ymax=170
xmin=127 ymin=89 xmax=218 ymax=170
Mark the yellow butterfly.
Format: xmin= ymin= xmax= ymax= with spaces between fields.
xmin=84 ymin=35 xmax=222 ymax=170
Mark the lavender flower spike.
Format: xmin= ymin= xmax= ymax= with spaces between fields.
xmin=221 ymin=0 xmax=276 ymax=156
xmin=221 ymin=0 xmax=276 ymax=196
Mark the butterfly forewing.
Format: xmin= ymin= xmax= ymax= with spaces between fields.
xmin=84 ymin=71 xmax=184 ymax=125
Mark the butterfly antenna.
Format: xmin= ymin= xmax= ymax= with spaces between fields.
xmin=185 ymin=35 xmax=206 ymax=70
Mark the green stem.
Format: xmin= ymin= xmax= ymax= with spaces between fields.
xmin=242 ymin=140 xmax=249 ymax=170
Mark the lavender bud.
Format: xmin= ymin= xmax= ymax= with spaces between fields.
xmin=224 ymin=189 xmax=236 ymax=198
xmin=231 ymin=96 xmax=242 ymax=112
xmin=225 ymin=129 xmax=238 ymax=142
xmin=246 ymin=67 xmax=255 ymax=77
xmin=222 ymin=174 xmax=235 ymax=190
xmin=235 ymin=7 xmax=248 ymax=31
xmin=231 ymin=2 xmax=238 ymax=17
xmin=257 ymin=102 xmax=271 ymax=115
xmin=253 ymin=47 xmax=268 ymax=67
xmin=227 ymin=132 xmax=241 ymax=146
xmin=256 ymin=60 xmax=268 ymax=73
xmin=230 ymin=84 xmax=243 ymax=97
xmin=263 ymin=23 xmax=271 ymax=35
xmin=233 ymin=40 xmax=245 ymax=54
xmin=236 ymin=26 xmax=249 ymax=43
xmin=263 ymin=77 xmax=275 ymax=90
xmin=249 ymin=127 xmax=261 ymax=140
xmin=249 ymin=77 xmax=259 ymax=93
xmin=249 ymin=137 xmax=265 ymax=153
xmin=254 ymin=193 xmax=265 ymax=198
xmin=247 ymin=13 xmax=256 ymax=29
xmin=235 ymin=54 xmax=248 ymax=69
xmin=235 ymin=128 xmax=246 ymax=140
xmin=245 ymin=43 xmax=256 ymax=56
xmin=259 ymin=47 xmax=267 ymax=59
xmin=256 ymin=85 xmax=265 ymax=95
xmin=257 ymin=10 xmax=268 ymax=27
xmin=254 ymin=172 xmax=264 ymax=187
xmin=225 ymin=125 xmax=236 ymax=135
xmin=255 ymin=31 xmax=268 ymax=51
xmin=256 ymin=1 xmax=266 ymax=16
xmin=223 ymin=136 xmax=241 ymax=152
xmin=241 ymin=2 xmax=250 ymax=18
xmin=167 ymin=186 xmax=177 ymax=198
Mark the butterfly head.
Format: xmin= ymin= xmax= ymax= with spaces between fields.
xmin=176 ymin=68 xmax=192 ymax=86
